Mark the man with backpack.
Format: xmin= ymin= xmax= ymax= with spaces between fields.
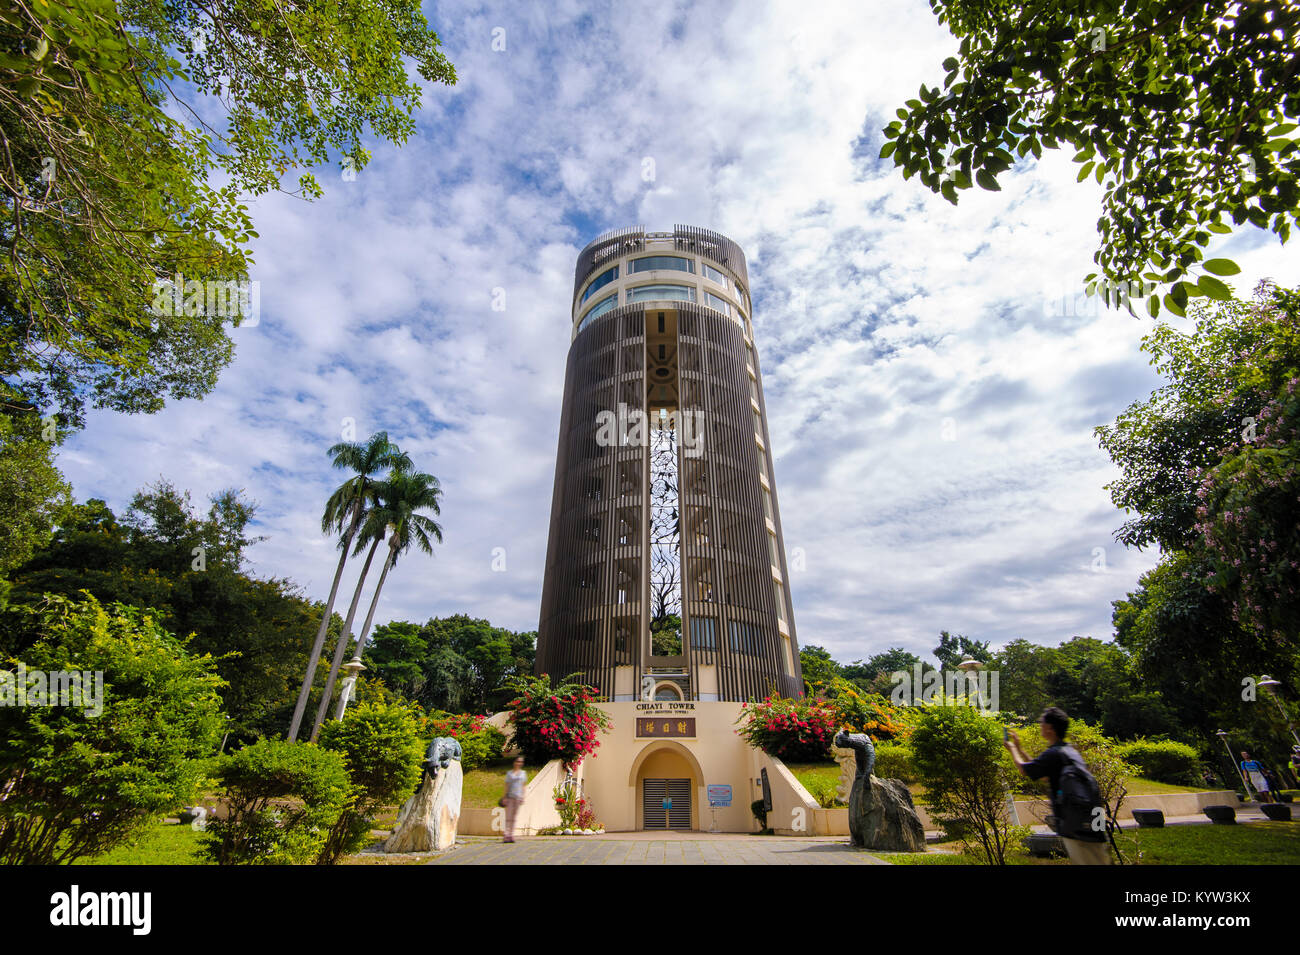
xmin=1004 ymin=706 xmax=1112 ymax=865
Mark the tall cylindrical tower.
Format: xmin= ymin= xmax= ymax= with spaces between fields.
xmin=536 ymin=226 xmax=801 ymax=702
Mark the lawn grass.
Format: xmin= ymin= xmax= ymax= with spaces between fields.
xmin=785 ymin=762 xmax=841 ymax=788
xmin=886 ymin=846 xmax=1068 ymax=865
xmin=886 ymin=821 xmax=1300 ymax=865
xmin=75 ymin=821 xmax=210 ymax=865
xmin=461 ymin=758 xmax=540 ymax=809
xmin=1122 ymin=778 xmax=1209 ymax=795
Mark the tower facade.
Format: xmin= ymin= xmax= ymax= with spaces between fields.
xmin=536 ymin=226 xmax=802 ymax=702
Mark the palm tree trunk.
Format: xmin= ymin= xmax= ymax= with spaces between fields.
xmin=350 ymin=539 xmax=398 ymax=662
xmin=287 ymin=532 xmax=352 ymax=742
xmin=310 ymin=534 xmax=382 ymax=741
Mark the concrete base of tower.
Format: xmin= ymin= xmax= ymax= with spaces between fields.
xmin=575 ymin=701 xmax=837 ymax=834
xmin=459 ymin=701 xmax=851 ymax=837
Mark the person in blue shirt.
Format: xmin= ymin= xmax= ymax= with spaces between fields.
xmin=1240 ymin=751 xmax=1272 ymax=803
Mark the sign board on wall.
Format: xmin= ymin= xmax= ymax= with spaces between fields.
xmin=707 ymin=784 xmax=732 ymax=807
xmin=635 ymin=717 xmax=696 ymax=738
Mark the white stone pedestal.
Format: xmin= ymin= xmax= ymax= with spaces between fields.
xmin=384 ymin=760 xmax=463 ymax=852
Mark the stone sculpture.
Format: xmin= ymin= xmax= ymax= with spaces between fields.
xmin=385 ymin=736 xmax=464 ymax=853
xmin=833 ymin=728 xmax=925 ymax=852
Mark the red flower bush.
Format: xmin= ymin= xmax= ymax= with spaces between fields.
xmin=734 ymin=694 xmax=838 ymax=761
xmin=505 ymin=673 xmax=611 ymax=767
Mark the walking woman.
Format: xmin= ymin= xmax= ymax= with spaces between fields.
xmin=502 ymin=756 xmax=526 ymax=843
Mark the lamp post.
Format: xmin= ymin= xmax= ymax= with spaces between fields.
xmin=960 ymin=658 xmax=1020 ymax=826
xmin=1257 ymin=676 xmax=1300 ymax=748
xmin=1216 ymin=729 xmax=1251 ymax=797
xmin=334 ymin=656 xmax=366 ymax=721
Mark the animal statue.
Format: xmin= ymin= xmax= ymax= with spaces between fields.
xmin=834 ymin=729 xmax=876 ymax=779
xmin=421 ymin=736 xmax=463 ymax=782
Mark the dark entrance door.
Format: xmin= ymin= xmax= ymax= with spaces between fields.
xmin=642 ymin=778 xmax=692 ymax=830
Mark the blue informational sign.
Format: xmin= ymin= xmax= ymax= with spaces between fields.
xmin=707 ymin=784 xmax=733 ymax=808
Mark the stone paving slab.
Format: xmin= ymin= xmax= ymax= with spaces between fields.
xmin=428 ymin=835 xmax=888 ymax=865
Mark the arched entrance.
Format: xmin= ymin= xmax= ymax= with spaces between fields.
xmin=629 ymin=741 xmax=703 ymax=831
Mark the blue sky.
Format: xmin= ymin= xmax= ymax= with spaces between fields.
xmin=56 ymin=0 xmax=1295 ymax=665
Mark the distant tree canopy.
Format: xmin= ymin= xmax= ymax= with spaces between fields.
xmin=366 ymin=614 xmax=536 ymax=715
xmin=933 ymin=630 xmax=992 ymax=669
xmin=802 ymin=631 xmax=1186 ymax=742
xmin=6 ymin=481 xmax=319 ymax=740
xmin=883 ymin=1 xmax=1299 ymax=316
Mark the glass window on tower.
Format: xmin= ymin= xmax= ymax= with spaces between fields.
xmin=577 ymin=293 xmax=618 ymax=333
xmin=630 ymin=255 xmax=694 ymax=274
xmin=628 ymin=284 xmax=696 ymax=303
xmin=702 ymin=263 xmax=727 ymax=286
xmin=580 ymin=265 xmax=618 ymax=304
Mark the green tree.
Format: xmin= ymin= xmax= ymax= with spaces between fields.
xmin=1100 ymin=284 xmax=1300 ymax=735
xmin=910 ymin=703 xmax=1018 ymax=865
xmin=934 ymin=630 xmax=992 ymax=669
xmin=1044 ymin=636 xmax=1183 ymax=741
xmin=990 ymin=639 xmax=1061 ymax=719
xmin=289 ymin=431 xmax=410 ymax=741
xmin=365 ymin=620 xmax=428 ymax=701
xmin=1095 ymin=285 xmax=1295 ymax=551
xmin=882 ymin=1 xmax=1299 ymax=315
xmin=0 ymin=594 xmax=225 ymax=864
xmin=1113 ymin=552 xmax=1295 ymax=741
xmin=843 ymin=647 xmax=931 ymax=697
xmin=650 ymin=613 xmax=682 ymax=657
xmin=2 ymin=0 xmax=457 ymax=427
xmin=799 ymin=644 xmax=842 ymax=688
xmin=0 ymin=409 xmax=70 ymax=574
xmin=9 ymin=488 xmax=328 ymax=740
xmin=366 ymin=615 xmax=536 ymax=714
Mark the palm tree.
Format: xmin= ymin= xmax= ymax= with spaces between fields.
xmin=287 ymin=431 xmax=410 ymax=741
xmin=312 ymin=469 xmax=443 ymax=736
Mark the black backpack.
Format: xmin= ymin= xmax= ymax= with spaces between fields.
xmin=1053 ymin=745 xmax=1106 ymax=842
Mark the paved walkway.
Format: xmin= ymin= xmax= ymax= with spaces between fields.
xmin=428 ymin=834 xmax=888 ymax=865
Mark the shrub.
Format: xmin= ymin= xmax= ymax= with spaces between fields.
xmin=0 ymin=596 xmax=224 ymax=864
xmin=811 ymin=676 xmax=915 ymax=741
xmin=910 ymin=703 xmax=1018 ymax=865
xmin=1116 ymin=739 xmax=1201 ymax=785
xmin=873 ymin=741 xmax=917 ymax=784
xmin=425 ymin=711 xmax=506 ymax=771
xmin=503 ymin=673 xmax=611 ymax=767
xmin=316 ymin=701 xmax=425 ymax=864
xmin=735 ymin=694 xmax=838 ymax=761
xmin=457 ymin=726 xmax=506 ymax=770
xmin=201 ymin=739 xmax=350 ymax=865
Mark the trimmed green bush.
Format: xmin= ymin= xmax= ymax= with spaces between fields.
xmin=316 ymin=701 xmax=425 ymax=864
xmin=1116 ymin=739 xmax=1200 ymax=785
xmin=201 ymin=739 xmax=350 ymax=865
xmin=458 ymin=726 xmax=506 ymax=771
xmin=0 ymin=596 xmax=224 ymax=864
xmin=873 ymin=741 xmax=917 ymax=784
xmin=911 ymin=704 xmax=1018 ymax=865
